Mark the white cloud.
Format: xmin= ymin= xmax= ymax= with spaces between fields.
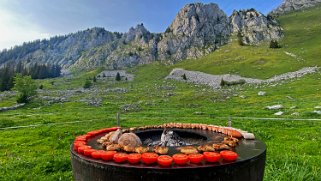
xmin=0 ymin=8 xmax=51 ymax=51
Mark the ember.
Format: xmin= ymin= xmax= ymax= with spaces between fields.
xmin=146 ymin=129 xmax=190 ymax=147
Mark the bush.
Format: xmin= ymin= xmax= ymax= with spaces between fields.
xmin=115 ymin=72 xmax=121 ymax=81
xmin=220 ymin=78 xmax=226 ymax=87
xmin=270 ymin=40 xmax=281 ymax=48
xmin=182 ymin=74 xmax=187 ymax=80
xmin=93 ymin=76 xmax=97 ymax=83
xmin=13 ymin=74 xmax=37 ymax=103
xmin=39 ymin=84 xmax=44 ymax=89
xmin=165 ymin=27 xmax=172 ymax=33
xmin=83 ymin=79 xmax=92 ymax=89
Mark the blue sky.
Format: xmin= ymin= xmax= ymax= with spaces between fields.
xmin=0 ymin=0 xmax=283 ymax=50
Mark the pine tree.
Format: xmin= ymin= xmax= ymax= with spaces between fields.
xmin=270 ymin=40 xmax=281 ymax=49
xmin=182 ymin=74 xmax=187 ymax=80
xmin=93 ymin=76 xmax=97 ymax=82
xmin=220 ymin=78 xmax=226 ymax=87
xmin=115 ymin=72 xmax=121 ymax=81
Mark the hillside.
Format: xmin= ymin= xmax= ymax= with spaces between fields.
xmin=0 ymin=3 xmax=282 ymax=71
xmin=171 ymin=4 xmax=321 ymax=79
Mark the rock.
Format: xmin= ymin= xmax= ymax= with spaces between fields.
xmin=270 ymin=0 xmax=321 ymax=16
xmin=265 ymin=67 xmax=319 ymax=83
xmin=313 ymin=110 xmax=321 ymax=115
xmin=240 ymin=95 xmax=247 ymax=99
xmin=166 ymin=68 xmax=261 ymax=89
xmin=258 ymin=91 xmax=266 ymax=96
xmin=193 ymin=112 xmax=205 ymax=115
xmin=291 ymin=112 xmax=300 ymax=116
xmin=230 ymin=9 xmax=283 ymax=45
xmin=290 ymin=106 xmax=297 ymax=109
xmin=0 ymin=103 xmax=25 ymax=112
xmin=166 ymin=67 xmax=319 ymax=89
xmin=266 ymin=105 xmax=283 ymax=110
xmin=274 ymin=111 xmax=284 ymax=116
xmin=286 ymin=96 xmax=294 ymax=100
xmin=165 ymin=92 xmax=174 ymax=97
xmin=157 ymin=3 xmax=231 ymax=62
xmin=124 ymin=24 xmax=152 ymax=44
xmin=314 ymin=106 xmax=321 ymax=110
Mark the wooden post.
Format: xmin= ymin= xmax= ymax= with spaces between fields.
xmin=116 ymin=112 xmax=120 ymax=127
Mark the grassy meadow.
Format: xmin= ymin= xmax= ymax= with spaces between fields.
xmin=1 ymin=5 xmax=321 ymax=181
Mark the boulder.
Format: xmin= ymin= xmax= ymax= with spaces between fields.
xmin=274 ymin=111 xmax=284 ymax=116
xmin=258 ymin=91 xmax=266 ymax=96
xmin=266 ymin=104 xmax=283 ymax=110
xmin=313 ymin=110 xmax=321 ymax=115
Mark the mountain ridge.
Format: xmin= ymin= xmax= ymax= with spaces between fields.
xmin=0 ymin=3 xmax=284 ymax=71
xmin=270 ymin=0 xmax=321 ymax=16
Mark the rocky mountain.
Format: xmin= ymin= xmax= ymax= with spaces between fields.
xmin=156 ymin=3 xmax=231 ymax=63
xmin=0 ymin=3 xmax=284 ymax=71
xmin=0 ymin=27 xmax=121 ymax=69
xmin=73 ymin=3 xmax=231 ymax=69
xmin=270 ymin=0 xmax=321 ymax=16
xmin=230 ymin=9 xmax=284 ymax=45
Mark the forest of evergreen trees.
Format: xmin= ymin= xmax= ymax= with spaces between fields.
xmin=0 ymin=62 xmax=61 ymax=91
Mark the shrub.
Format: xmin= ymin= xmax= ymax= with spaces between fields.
xmin=165 ymin=27 xmax=172 ymax=33
xmin=83 ymin=79 xmax=92 ymax=89
xmin=220 ymin=78 xmax=226 ymax=87
xmin=39 ymin=84 xmax=44 ymax=89
xmin=182 ymin=74 xmax=187 ymax=80
xmin=13 ymin=74 xmax=37 ymax=103
xmin=93 ymin=76 xmax=97 ymax=83
xmin=115 ymin=72 xmax=121 ymax=81
xmin=270 ymin=40 xmax=281 ymax=48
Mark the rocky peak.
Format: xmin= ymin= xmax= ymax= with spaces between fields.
xmin=168 ymin=3 xmax=229 ymax=36
xmin=158 ymin=3 xmax=231 ymax=62
xmin=230 ymin=9 xmax=283 ymax=45
xmin=124 ymin=23 xmax=152 ymax=43
xmin=270 ymin=0 xmax=321 ymax=16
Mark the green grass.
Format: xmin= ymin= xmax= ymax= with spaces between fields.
xmin=1 ymin=5 xmax=321 ymax=181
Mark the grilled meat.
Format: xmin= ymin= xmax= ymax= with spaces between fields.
xmin=177 ymin=146 xmax=198 ymax=154
xmin=197 ymin=144 xmax=215 ymax=152
xmin=135 ymin=146 xmax=149 ymax=154
xmin=106 ymin=144 xmax=121 ymax=151
xmin=154 ymin=146 xmax=169 ymax=155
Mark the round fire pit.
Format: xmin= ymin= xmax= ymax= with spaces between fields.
xmin=71 ymin=125 xmax=266 ymax=181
